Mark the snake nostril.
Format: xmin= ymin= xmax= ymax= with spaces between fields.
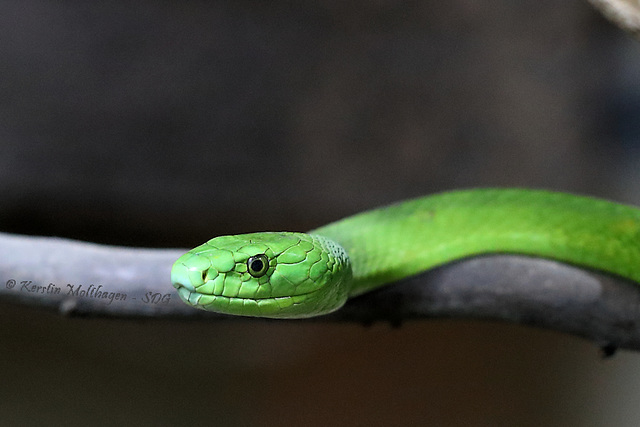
xmin=201 ymin=270 xmax=208 ymax=283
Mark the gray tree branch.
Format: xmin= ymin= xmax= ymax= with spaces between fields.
xmin=1 ymin=232 xmax=640 ymax=351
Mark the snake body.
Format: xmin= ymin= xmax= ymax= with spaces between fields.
xmin=171 ymin=189 xmax=640 ymax=318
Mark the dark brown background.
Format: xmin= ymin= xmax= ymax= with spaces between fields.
xmin=1 ymin=1 xmax=640 ymax=425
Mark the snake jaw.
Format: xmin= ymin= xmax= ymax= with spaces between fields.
xmin=173 ymin=288 xmax=331 ymax=318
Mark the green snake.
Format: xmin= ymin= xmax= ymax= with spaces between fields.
xmin=171 ymin=189 xmax=640 ymax=318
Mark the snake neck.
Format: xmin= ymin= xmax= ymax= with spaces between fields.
xmin=310 ymin=189 xmax=640 ymax=296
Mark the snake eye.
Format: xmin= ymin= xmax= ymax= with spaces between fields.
xmin=247 ymin=254 xmax=269 ymax=277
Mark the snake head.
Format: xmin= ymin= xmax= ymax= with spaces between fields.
xmin=171 ymin=232 xmax=352 ymax=318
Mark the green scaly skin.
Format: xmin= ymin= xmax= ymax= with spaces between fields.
xmin=171 ymin=189 xmax=640 ymax=318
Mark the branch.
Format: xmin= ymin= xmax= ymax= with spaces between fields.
xmin=588 ymin=0 xmax=640 ymax=37
xmin=1 ymin=232 xmax=640 ymax=351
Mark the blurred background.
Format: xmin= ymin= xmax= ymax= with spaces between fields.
xmin=1 ymin=0 xmax=640 ymax=425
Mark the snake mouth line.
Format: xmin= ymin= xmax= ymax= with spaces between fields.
xmin=174 ymin=283 xmax=314 ymax=304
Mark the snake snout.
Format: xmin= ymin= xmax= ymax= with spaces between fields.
xmin=170 ymin=262 xmax=197 ymax=292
